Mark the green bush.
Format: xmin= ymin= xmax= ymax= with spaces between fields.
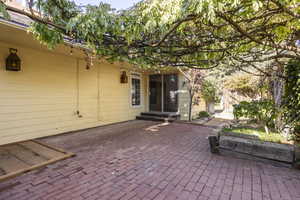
xmin=198 ymin=111 xmax=210 ymax=118
xmin=282 ymin=59 xmax=300 ymax=138
xmin=233 ymin=100 xmax=277 ymax=129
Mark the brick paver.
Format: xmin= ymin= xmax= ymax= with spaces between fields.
xmin=0 ymin=120 xmax=300 ymax=200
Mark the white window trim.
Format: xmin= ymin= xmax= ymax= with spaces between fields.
xmin=130 ymin=72 xmax=143 ymax=108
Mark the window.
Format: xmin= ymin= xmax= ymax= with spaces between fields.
xmin=131 ymin=74 xmax=141 ymax=106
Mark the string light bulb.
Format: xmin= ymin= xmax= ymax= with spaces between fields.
xmin=70 ymin=46 xmax=73 ymax=55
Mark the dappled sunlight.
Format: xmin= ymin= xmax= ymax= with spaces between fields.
xmin=144 ymin=122 xmax=170 ymax=132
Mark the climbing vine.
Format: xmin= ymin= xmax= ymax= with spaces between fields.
xmin=0 ymin=0 xmax=299 ymax=72
xmin=282 ymin=60 xmax=300 ymax=138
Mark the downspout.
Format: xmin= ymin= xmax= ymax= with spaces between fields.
xmin=162 ymin=74 xmax=164 ymax=112
xmin=97 ymin=63 xmax=100 ymax=121
xmin=76 ymin=58 xmax=79 ymax=115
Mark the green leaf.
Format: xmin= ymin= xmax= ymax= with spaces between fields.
xmin=0 ymin=2 xmax=10 ymax=20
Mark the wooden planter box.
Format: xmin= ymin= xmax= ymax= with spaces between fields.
xmin=218 ymin=131 xmax=295 ymax=163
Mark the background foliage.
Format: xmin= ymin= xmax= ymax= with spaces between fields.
xmin=224 ymin=73 xmax=263 ymax=98
xmin=282 ymin=60 xmax=300 ymax=137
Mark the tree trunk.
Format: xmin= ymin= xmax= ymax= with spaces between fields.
xmin=271 ymin=65 xmax=285 ymax=133
xmin=273 ymin=77 xmax=283 ymax=107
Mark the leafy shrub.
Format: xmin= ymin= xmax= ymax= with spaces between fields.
xmin=198 ymin=111 xmax=210 ymax=118
xmin=282 ymin=59 xmax=300 ymax=138
xmin=233 ymin=100 xmax=277 ymax=129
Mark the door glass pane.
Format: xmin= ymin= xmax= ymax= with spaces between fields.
xmin=163 ymin=74 xmax=178 ymax=112
xmin=149 ymin=75 xmax=162 ymax=111
xmin=132 ymin=78 xmax=141 ymax=106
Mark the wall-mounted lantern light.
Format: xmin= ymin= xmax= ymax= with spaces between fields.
xmin=120 ymin=71 xmax=128 ymax=83
xmin=6 ymin=48 xmax=21 ymax=71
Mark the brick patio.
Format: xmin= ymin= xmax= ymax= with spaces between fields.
xmin=0 ymin=120 xmax=300 ymax=200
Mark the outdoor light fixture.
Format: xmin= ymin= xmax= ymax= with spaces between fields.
xmin=120 ymin=71 xmax=128 ymax=83
xmin=6 ymin=48 xmax=21 ymax=71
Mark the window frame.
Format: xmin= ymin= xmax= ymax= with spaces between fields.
xmin=130 ymin=73 xmax=142 ymax=108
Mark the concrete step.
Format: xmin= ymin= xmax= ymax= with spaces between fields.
xmin=140 ymin=112 xmax=180 ymax=118
xmin=136 ymin=115 xmax=176 ymax=122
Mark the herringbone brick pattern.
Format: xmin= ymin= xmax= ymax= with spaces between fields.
xmin=0 ymin=121 xmax=299 ymax=200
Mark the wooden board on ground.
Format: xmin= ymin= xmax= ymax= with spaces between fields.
xmin=0 ymin=140 xmax=75 ymax=182
xmin=0 ymin=149 xmax=30 ymax=173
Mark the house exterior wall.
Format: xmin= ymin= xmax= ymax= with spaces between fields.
xmin=192 ymin=96 xmax=206 ymax=118
xmin=178 ymin=73 xmax=190 ymax=120
xmin=0 ymin=21 xmax=206 ymax=145
xmin=0 ymin=39 xmax=148 ymax=145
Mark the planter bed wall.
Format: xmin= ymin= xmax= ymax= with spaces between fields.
xmin=218 ymin=131 xmax=295 ymax=163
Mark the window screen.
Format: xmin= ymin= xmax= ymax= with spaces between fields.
xmin=131 ymin=77 xmax=141 ymax=106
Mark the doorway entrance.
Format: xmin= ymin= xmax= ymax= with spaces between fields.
xmin=149 ymin=74 xmax=178 ymax=112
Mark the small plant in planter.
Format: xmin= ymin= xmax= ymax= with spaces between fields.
xmin=201 ymin=80 xmax=220 ymax=114
xmin=212 ymin=101 xmax=297 ymax=164
xmin=222 ymin=127 xmax=288 ymax=144
xmin=198 ymin=111 xmax=210 ymax=119
xmin=217 ymin=126 xmax=295 ymax=164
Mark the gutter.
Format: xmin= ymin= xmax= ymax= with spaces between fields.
xmin=0 ymin=15 xmax=90 ymax=52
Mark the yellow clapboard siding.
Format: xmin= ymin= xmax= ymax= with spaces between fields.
xmin=0 ymin=121 xmax=101 ymax=145
xmin=0 ymin=30 xmax=148 ymax=145
xmin=0 ymin=110 xmax=78 ymax=122
xmin=1 ymin=117 xmax=99 ymax=138
xmin=0 ymin=114 xmax=82 ymax=130
xmin=0 ymin=105 xmax=77 ymax=114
